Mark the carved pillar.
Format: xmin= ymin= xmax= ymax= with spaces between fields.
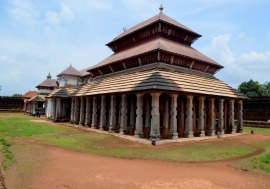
xmin=134 ymin=93 xmax=144 ymax=138
xmin=99 ymin=96 xmax=106 ymax=131
xmin=198 ymin=96 xmax=205 ymax=137
xmin=170 ymin=94 xmax=178 ymax=139
xmin=208 ymin=98 xmax=216 ymax=136
xmin=57 ymin=98 xmax=62 ymax=120
xmin=237 ymin=100 xmax=243 ymax=133
xmin=219 ymin=99 xmax=225 ymax=135
xmin=163 ymin=95 xmax=169 ymax=138
xmin=84 ymin=97 xmax=90 ymax=126
xmin=91 ymin=96 xmax=97 ymax=128
xmin=120 ymin=94 xmax=128 ymax=135
xmin=70 ymin=98 xmax=74 ymax=123
xmin=229 ymin=99 xmax=235 ymax=133
xmin=109 ymin=95 xmax=116 ymax=132
xmin=52 ymin=98 xmax=56 ymax=121
xmin=79 ymin=97 xmax=85 ymax=125
xmin=185 ymin=95 xmax=194 ymax=138
xmin=150 ymin=92 xmax=161 ymax=140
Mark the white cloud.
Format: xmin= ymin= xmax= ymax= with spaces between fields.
xmin=239 ymin=51 xmax=270 ymax=63
xmin=8 ymin=0 xmax=39 ymax=25
xmin=45 ymin=3 xmax=74 ymax=24
xmin=0 ymin=55 xmax=9 ymax=62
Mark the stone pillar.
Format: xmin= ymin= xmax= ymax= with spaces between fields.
xmin=51 ymin=98 xmax=56 ymax=121
xmin=163 ymin=95 xmax=169 ymax=138
xmin=208 ymin=98 xmax=216 ymax=136
xmin=84 ymin=97 xmax=90 ymax=126
xmin=99 ymin=96 xmax=106 ymax=131
xmin=185 ymin=95 xmax=194 ymax=138
xmin=218 ymin=99 xmax=225 ymax=135
xmin=134 ymin=93 xmax=144 ymax=138
xmin=120 ymin=94 xmax=128 ymax=135
xmin=130 ymin=96 xmax=135 ymax=127
xmin=91 ymin=96 xmax=97 ymax=128
xmin=228 ymin=99 xmax=235 ymax=133
xmin=169 ymin=94 xmax=178 ymax=139
xmin=237 ymin=100 xmax=243 ymax=133
xmin=198 ymin=96 xmax=205 ymax=137
xmin=79 ymin=97 xmax=85 ymax=125
xmin=109 ymin=95 xmax=116 ymax=132
xmin=150 ymin=92 xmax=161 ymax=140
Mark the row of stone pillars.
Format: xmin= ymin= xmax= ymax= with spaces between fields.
xmin=69 ymin=92 xmax=243 ymax=140
xmin=50 ymin=98 xmax=70 ymax=121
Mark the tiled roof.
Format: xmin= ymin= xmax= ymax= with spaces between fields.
xmin=36 ymin=78 xmax=58 ymax=88
xmin=75 ymin=66 xmax=246 ymax=99
xmin=47 ymin=87 xmax=78 ymax=98
xmin=23 ymin=91 xmax=38 ymax=98
xmin=112 ymin=12 xmax=200 ymax=42
xmin=28 ymin=95 xmax=46 ymax=102
xmin=57 ymin=65 xmax=82 ymax=77
xmin=89 ymin=37 xmax=221 ymax=71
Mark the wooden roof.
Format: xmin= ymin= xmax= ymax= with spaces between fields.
xmin=111 ymin=12 xmax=201 ymax=43
xmin=89 ymin=37 xmax=221 ymax=72
xmin=74 ymin=65 xmax=246 ymax=99
xmin=28 ymin=95 xmax=46 ymax=102
xmin=36 ymin=78 xmax=57 ymax=88
xmin=47 ymin=87 xmax=78 ymax=98
xmin=57 ymin=65 xmax=82 ymax=77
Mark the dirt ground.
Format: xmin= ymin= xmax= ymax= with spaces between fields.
xmin=20 ymin=135 xmax=269 ymax=189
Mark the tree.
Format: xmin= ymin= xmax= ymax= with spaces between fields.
xmin=262 ymin=82 xmax=270 ymax=96
xmin=12 ymin=93 xmax=22 ymax=97
xmin=237 ymin=79 xmax=265 ymax=97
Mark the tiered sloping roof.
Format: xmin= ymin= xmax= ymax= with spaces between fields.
xmin=74 ymin=64 xmax=246 ymax=99
xmin=57 ymin=65 xmax=82 ymax=77
xmin=47 ymin=87 xmax=78 ymax=98
xmin=36 ymin=73 xmax=57 ymax=89
xmin=111 ymin=12 xmax=201 ymax=43
xmin=28 ymin=95 xmax=46 ymax=102
xmin=23 ymin=91 xmax=38 ymax=99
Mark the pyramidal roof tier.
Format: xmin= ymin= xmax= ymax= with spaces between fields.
xmin=57 ymin=65 xmax=82 ymax=77
xmin=112 ymin=12 xmax=201 ymax=42
xmin=36 ymin=73 xmax=58 ymax=89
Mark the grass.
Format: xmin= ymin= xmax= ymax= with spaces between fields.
xmin=0 ymin=113 xmax=269 ymax=172
xmin=0 ymin=137 xmax=15 ymax=170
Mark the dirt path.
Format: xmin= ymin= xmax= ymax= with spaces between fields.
xmin=25 ymin=144 xmax=270 ymax=189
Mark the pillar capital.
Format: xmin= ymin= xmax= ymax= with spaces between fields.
xmin=151 ymin=92 xmax=161 ymax=99
xmin=198 ymin=96 xmax=205 ymax=101
xmin=136 ymin=93 xmax=144 ymax=97
xmin=170 ymin=93 xmax=179 ymax=98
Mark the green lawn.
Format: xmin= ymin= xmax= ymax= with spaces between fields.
xmin=0 ymin=113 xmax=269 ymax=173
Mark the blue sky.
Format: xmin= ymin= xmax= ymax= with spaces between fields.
xmin=0 ymin=0 xmax=270 ymax=96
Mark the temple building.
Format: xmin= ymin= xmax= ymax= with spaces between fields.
xmin=48 ymin=6 xmax=246 ymax=140
xmin=45 ymin=65 xmax=81 ymax=120
xmin=25 ymin=73 xmax=57 ymax=115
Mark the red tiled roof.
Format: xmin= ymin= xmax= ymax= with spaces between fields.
xmin=111 ymin=12 xmax=201 ymax=43
xmin=23 ymin=91 xmax=38 ymax=98
xmin=57 ymin=65 xmax=82 ymax=77
xmin=89 ymin=37 xmax=221 ymax=71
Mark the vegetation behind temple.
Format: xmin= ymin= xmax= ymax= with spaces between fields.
xmin=238 ymin=80 xmax=270 ymax=97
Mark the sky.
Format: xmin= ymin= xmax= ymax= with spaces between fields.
xmin=0 ymin=0 xmax=270 ymax=96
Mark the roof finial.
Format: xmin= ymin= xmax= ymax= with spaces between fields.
xmin=159 ymin=4 xmax=164 ymax=13
xmin=47 ymin=72 xmax=52 ymax=79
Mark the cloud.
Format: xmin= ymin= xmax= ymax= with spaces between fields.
xmin=239 ymin=51 xmax=270 ymax=63
xmin=0 ymin=55 xmax=9 ymax=62
xmin=45 ymin=3 xmax=74 ymax=24
xmin=8 ymin=0 xmax=39 ymax=25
